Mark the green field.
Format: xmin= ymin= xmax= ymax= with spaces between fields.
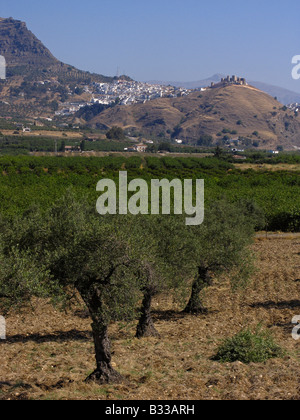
xmin=0 ymin=155 xmax=299 ymax=231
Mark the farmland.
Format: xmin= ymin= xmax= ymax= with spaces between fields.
xmin=1 ymin=4 xmax=300 ymax=403
xmin=1 ymin=154 xmax=300 ymax=401
xmin=0 ymin=155 xmax=299 ymax=231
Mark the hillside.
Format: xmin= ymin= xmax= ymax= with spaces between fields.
xmin=85 ymin=83 xmax=300 ymax=149
xmin=250 ymin=81 xmax=300 ymax=106
xmin=0 ymin=17 xmax=125 ymax=118
xmin=0 ymin=17 xmax=60 ymax=70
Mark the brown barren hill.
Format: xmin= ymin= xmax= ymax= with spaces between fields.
xmin=89 ymin=84 xmax=300 ymax=149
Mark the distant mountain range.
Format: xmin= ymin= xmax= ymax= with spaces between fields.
xmin=147 ymin=74 xmax=300 ymax=105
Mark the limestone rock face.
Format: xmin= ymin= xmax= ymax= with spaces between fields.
xmin=0 ymin=17 xmax=58 ymax=68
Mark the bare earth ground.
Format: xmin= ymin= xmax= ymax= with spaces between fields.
xmin=1 ymin=130 xmax=83 ymax=139
xmin=235 ymin=163 xmax=300 ymax=172
xmin=1 ymin=236 xmax=300 ymax=400
xmin=32 ymin=152 xmax=213 ymax=158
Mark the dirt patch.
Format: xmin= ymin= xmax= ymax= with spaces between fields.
xmin=235 ymin=163 xmax=300 ymax=172
xmin=1 ymin=130 xmax=83 ymax=139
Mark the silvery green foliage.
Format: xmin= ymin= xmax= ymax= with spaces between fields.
xmin=189 ymin=200 xmax=255 ymax=279
xmin=0 ymin=191 xmax=142 ymax=322
xmin=0 ymin=246 xmax=53 ymax=314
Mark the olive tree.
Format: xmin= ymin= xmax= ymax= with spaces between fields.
xmin=127 ymin=215 xmax=188 ymax=339
xmin=0 ymin=247 xmax=53 ymax=315
xmin=0 ymin=193 xmax=141 ymax=384
xmin=184 ymin=200 xmax=257 ymax=314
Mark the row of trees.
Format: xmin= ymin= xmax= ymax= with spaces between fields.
xmin=0 ymin=193 xmax=261 ymax=384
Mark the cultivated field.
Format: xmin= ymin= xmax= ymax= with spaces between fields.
xmin=1 ymin=130 xmax=84 ymax=139
xmin=1 ymin=236 xmax=300 ymax=400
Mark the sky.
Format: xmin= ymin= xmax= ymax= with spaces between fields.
xmin=1 ymin=0 xmax=300 ymax=92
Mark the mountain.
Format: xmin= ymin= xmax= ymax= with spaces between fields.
xmin=0 ymin=17 xmax=116 ymax=82
xmin=249 ymin=82 xmax=300 ymax=106
xmin=147 ymin=74 xmax=224 ymax=90
xmin=0 ymin=17 xmax=128 ymax=118
xmin=0 ymin=17 xmax=58 ymax=70
xmin=147 ymin=74 xmax=300 ymax=105
xmin=85 ymin=83 xmax=300 ymax=150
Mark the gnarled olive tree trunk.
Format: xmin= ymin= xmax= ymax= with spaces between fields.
xmin=86 ymin=321 xmax=122 ymax=384
xmin=136 ymin=289 xmax=160 ymax=339
xmin=79 ymin=286 xmax=122 ymax=384
xmin=184 ymin=266 xmax=212 ymax=314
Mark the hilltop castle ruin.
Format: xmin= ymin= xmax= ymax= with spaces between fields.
xmin=210 ymin=75 xmax=247 ymax=88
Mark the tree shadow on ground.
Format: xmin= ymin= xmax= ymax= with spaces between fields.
xmin=0 ymin=381 xmax=33 ymax=401
xmin=0 ymin=379 xmax=75 ymax=400
xmin=250 ymin=300 xmax=300 ymax=310
xmin=2 ymin=329 xmax=92 ymax=344
xmin=152 ymin=310 xmax=189 ymax=321
xmin=151 ymin=309 xmax=219 ymax=321
xmin=269 ymin=321 xmax=297 ymax=335
xmin=0 ymin=381 xmax=32 ymax=389
xmin=74 ymin=309 xmax=90 ymax=319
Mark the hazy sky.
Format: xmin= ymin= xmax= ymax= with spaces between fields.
xmin=1 ymin=0 xmax=300 ymax=92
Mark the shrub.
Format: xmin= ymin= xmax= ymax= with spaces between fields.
xmin=213 ymin=326 xmax=283 ymax=364
xmin=145 ymin=156 xmax=164 ymax=170
xmin=197 ymin=135 xmax=213 ymax=147
xmin=125 ymin=156 xmax=143 ymax=169
xmin=106 ymin=126 xmax=125 ymax=140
